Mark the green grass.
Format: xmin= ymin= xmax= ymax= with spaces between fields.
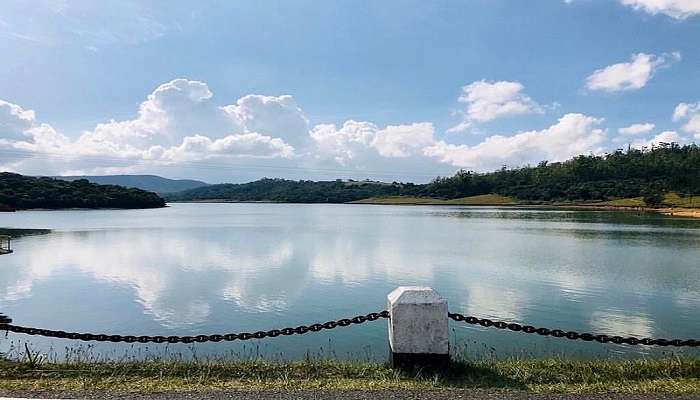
xmin=2 ymin=358 xmax=700 ymax=394
xmin=353 ymin=192 xmax=700 ymax=210
xmin=663 ymin=193 xmax=700 ymax=208
xmin=443 ymin=194 xmax=517 ymax=205
xmin=351 ymin=194 xmax=516 ymax=206
xmin=590 ymin=197 xmax=647 ymax=207
xmin=586 ymin=193 xmax=700 ymax=210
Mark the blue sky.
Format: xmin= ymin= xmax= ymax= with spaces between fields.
xmin=1 ymin=0 xmax=699 ymax=183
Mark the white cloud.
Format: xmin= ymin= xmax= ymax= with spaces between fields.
xmin=0 ymin=100 xmax=36 ymax=141
xmin=0 ymin=80 xmax=446 ymax=180
xmin=371 ymin=123 xmax=435 ymax=158
xmin=309 ymin=121 xmax=435 ymax=165
xmin=618 ymin=122 xmax=655 ymax=136
xmin=0 ymin=79 xmax=308 ymax=176
xmin=159 ymin=133 xmax=294 ymax=162
xmin=448 ymin=80 xmax=542 ymax=133
xmin=630 ymin=130 xmax=684 ymax=148
xmin=621 ymin=0 xmax=700 ymax=19
xmin=425 ymin=113 xmax=606 ymax=170
xmin=1 ymin=79 xmax=625 ymax=180
xmin=223 ymin=95 xmax=310 ymax=148
xmin=0 ymin=101 xmax=72 ymax=163
xmin=673 ymin=102 xmax=700 ymax=139
xmin=585 ymin=52 xmax=680 ymax=92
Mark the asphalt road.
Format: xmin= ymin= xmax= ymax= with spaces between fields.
xmin=2 ymin=391 xmax=699 ymax=400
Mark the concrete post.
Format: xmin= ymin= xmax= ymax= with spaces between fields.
xmin=387 ymin=286 xmax=449 ymax=369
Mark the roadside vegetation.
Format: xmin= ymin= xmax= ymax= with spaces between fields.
xmin=0 ymin=173 xmax=166 ymax=210
xmin=1 ymin=357 xmax=699 ymax=394
xmin=167 ymin=144 xmax=700 ymax=207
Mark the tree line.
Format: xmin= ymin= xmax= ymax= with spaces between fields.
xmin=167 ymin=143 xmax=700 ymax=206
xmin=425 ymin=143 xmax=700 ymax=206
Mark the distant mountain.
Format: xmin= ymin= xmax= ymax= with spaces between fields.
xmin=1 ymin=173 xmax=165 ymax=210
xmin=54 ymin=175 xmax=208 ymax=194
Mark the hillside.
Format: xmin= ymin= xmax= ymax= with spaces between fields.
xmin=54 ymin=175 xmax=208 ymax=194
xmin=0 ymin=173 xmax=166 ymax=210
xmin=167 ymin=144 xmax=700 ymax=206
xmin=165 ymin=179 xmax=419 ymax=203
xmin=424 ymin=143 xmax=700 ymax=205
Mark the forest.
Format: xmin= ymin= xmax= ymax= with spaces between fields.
xmin=424 ymin=143 xmax=700 ymax=206
xmin=0 ymin=173 xmax=166 ymax=210
xmin=167 ymin=144 xmax=700 ymax=206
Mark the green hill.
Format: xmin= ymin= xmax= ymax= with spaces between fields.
xmin=423 ymin=143 xmax=700 ymax=206
xmin=165 ymin=179 xmax=418 ymax=203
xmin=0 ymin=173 xmax=166 ymax=210
xmin=54 ymin=175 xmax=208 ymax=194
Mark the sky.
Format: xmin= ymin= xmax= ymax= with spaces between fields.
xmin=1 ymin=0 xmax=699 ymax=183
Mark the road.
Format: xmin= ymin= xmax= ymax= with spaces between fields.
xmin=2 ymin=391 xmax=699 ymax=399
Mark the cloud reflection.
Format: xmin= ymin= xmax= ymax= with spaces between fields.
xmin=0 ymin=230 xmax=298 ymax=327
xmin=590 ymin=310 xmax=655 ymax=338
xmin=463 ymin=285 xmax=528 ymax=322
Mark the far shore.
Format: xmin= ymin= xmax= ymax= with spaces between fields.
xmin=5 ymin=198 xmax=700 ymax=219
xmin=0 ymin=205 xmax=170 ymax=212
xmin=167 ymin=198 xmax=700 ymax=219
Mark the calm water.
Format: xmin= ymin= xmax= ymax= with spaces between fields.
xmin=1 ymin=203 xmax=700 ymax=361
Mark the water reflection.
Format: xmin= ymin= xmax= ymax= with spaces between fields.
xmin=590 ymin=310 xmax=655 ymax=339
xmin=1 ymin=203 xmax=699 ymax=359
xmin=1 ymin=230 xmax=300 ymax=327
xmin=463 ymin=284 xmax=529 ymax=321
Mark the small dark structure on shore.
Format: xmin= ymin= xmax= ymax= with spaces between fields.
xmin=0 ymin=235 xmax=12 ymax=255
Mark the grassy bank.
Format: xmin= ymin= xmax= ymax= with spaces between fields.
xmin=351 ymin=194 xmax=516 ymax=206
xmin=2 ymin=358 xmax=700 ymax=395
xmin=348 ymin=193 xmax=700 ymax=219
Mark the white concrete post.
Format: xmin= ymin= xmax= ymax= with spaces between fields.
xmin=387 ymin=286 xmax=449 ymax=368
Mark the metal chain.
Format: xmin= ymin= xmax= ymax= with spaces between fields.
xmin=5 ymin=310 xmax=698 ymax=348
xmin=0 ymin=311 xmax=388 ymax=344
xmin=448 ymin=312 xmax=699 ymax=347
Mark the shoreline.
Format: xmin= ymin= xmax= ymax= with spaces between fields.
xmin=5 ymin=200 xmax=700 ymax=219
xmin=168 ymin=199 xmax=700 ymax=219
xmin=1 ymin=205 xmax=170 ymax=212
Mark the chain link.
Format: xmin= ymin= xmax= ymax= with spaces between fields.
xmin=0 ymin=311 xmax=389 ymax=344
xmin=448 ymin=312 xmax=699 ymax=347
xmin=5 ymin=309 xmax=697 ymax=348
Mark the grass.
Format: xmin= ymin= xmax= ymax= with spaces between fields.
xmin=564 ymin=193 xmax=700 ymax=210
xmin=1 ymin=357 xmax=700 ymax=394
xmin=352 ymin=192 xmax=700 ymax=210
xmin=663 ymin=192 xmax=700 ymax=208
xmin=590 ymin=197 xmax=647 ymax=207
xmin=351 ymin=194 xmax=516 ymax=206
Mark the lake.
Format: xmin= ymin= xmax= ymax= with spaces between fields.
xmin=1 ymin=203 xmax=700 ymax=361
